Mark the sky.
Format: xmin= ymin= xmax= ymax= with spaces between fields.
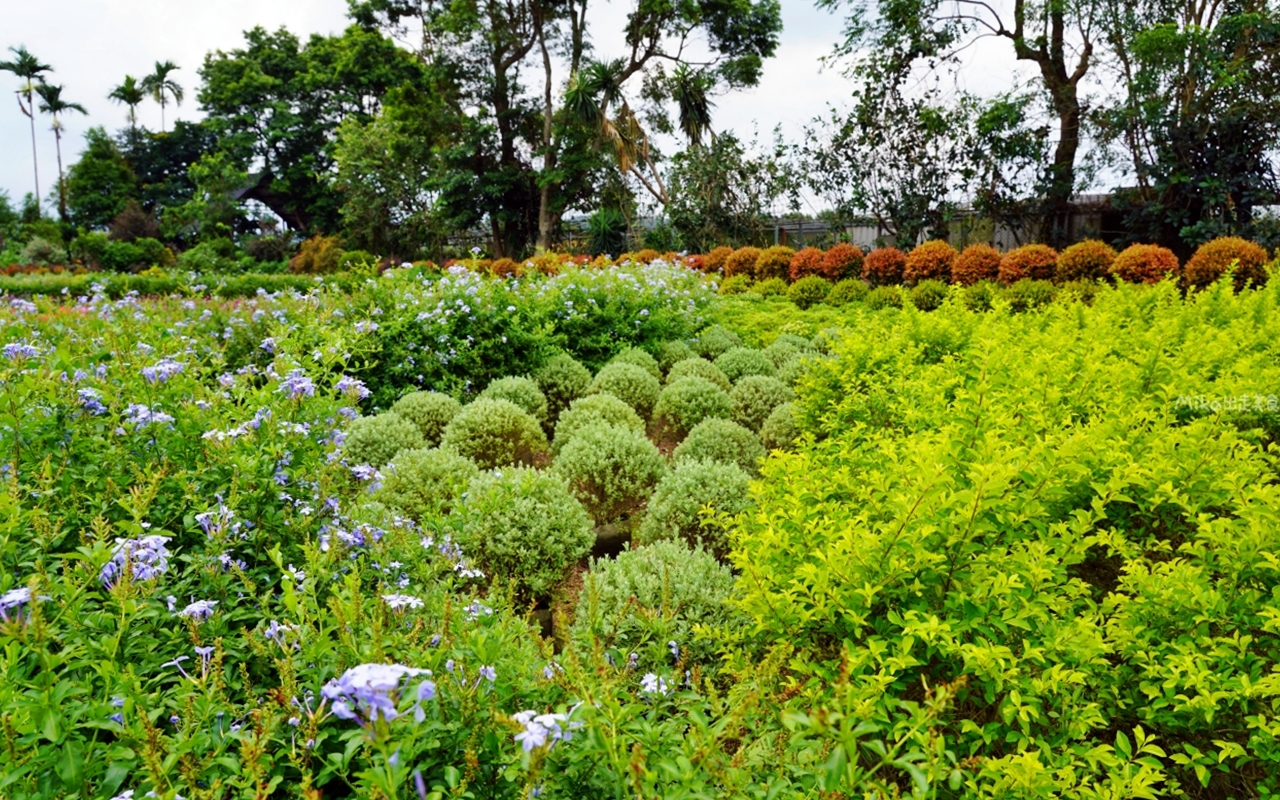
xmin=0 ymin=0 xmax=1032 ymax=213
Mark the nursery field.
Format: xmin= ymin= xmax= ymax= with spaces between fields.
xmin=2 ymin=260 xmax=1280 ymax=799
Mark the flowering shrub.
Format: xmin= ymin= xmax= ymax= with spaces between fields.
xmin=788 ymin=246 xmax=825 ymax=281
xmin=861 ymin=246 xmax=906 ymax=286
xmin=1183 ymin=236 xmax=1269 ymax=289
xmin=998 ymin=243 xmax=1058 ymax=283
xmin=787 ymin=275 xmax=830 ymax=309
xmin=552 ymin=422 xmax=666 ymax=524
xmin=343 ymin=411 xmax=426 ymax=468
xmin=730 ymin=375 xmax=795 ymax=432
xmin=653 ymin=376 xmax=735 ymax=441
xmin=587 ymin=362 xmax=661 ymax=419
xmin=754 ymin=245 xmax=795 ymax=281
xmin=1111 ymin=243 xmax=1180 ymax=284
xmin=634 ymin=459 xmax=753 ymax=557
xmin=607 ymin=345 xmax=662 ymax=380
xmin=534 ymin=352 xmax=592 ymax=423
xmin=672 ymin=417 xmax=766 ymax=474
xmin=1056 ymin=239 xmax=1118 ymax=282
xmin=713 ymin=347 xmax=776 ymax=383
xmin=820 ymin=242 xmax=864 ymax=280
xmin=760 ymin=401 xmax=799 ymax=451
xmin=478 ymin=376 xmax=550 ymax=425
xmin=376 ymin=446 xmax=479 ymax=518
xmin=826 ymin=278 xmax=868 ymax=306
xmin=903 ymin=240 xmax=958 ymax=285
xmin=390 ymin=390 xmax=461 ymax=446
xmin=952 ymin=243 xmax=1003 ymax=284
xmin=440 ymin=397 xmax=548 ymax=469
xmin=723 ymin=246 xmax=761 ymax=278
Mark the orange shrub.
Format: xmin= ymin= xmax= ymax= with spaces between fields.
xmin=789 ymin=247 xmax=825 ymax=281
xmin=755 ymin=245 xmax=795 ymax=281
xmin=704 ymin=246 xmax=734 ymax=273
xmin=1183 ymin=236 xmax=1269 ymax=289
xmin=821 ymin=243 xmax=864 ymax=281
xmin=1056 ymin=239 xmax=1117 ymax=282
xmin=903 ymin=240 xmax=958 ymax=285
xmin=724 ymin=246 xmax=762 ymax=278
xmin=862 ymin=247 xmax=906 ymax=286
xmin=1110 ymin=244 xmax=1179 ymax=284
xmin=632 ymin=248 xmax=661 ymax=264
xmin=998 ymin=244 xmax=1058 ymax=284
xmin=952 ymin=244 xmax=1001 ymax=285
xmin=684 ymin=254 xmax=706 ymax=271
xmin=589 ymin=255 xmax=614 ymax=269
xmin=489 ymin=257 xmax=523 ymax=277
xmin=289 ymin=235 xmax=345 ymax=274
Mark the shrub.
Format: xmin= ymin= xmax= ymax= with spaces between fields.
xmin=653 ymin=377 xmax=734 ymax=440
xmin=704 ymin=245 xmax=734 ymax=273
xmin=571 ymin=540 xmax=738 ymax=670
xmin=478 ymin=376 xmax=549 ymax=425
xmin=826 ymin=278 xmax=869 ymax=306
xmin=23 ymin=236 xmax=68 ymax=266
xmin=1002 ymin=279 xmax=1058 ymax=311
xmin=488 ymin=257 xmax=523 ymax=277
xmin=760 ymin=402 xmax=800 ymax=451
xmin=535 ymin=353 xmax=592 ymax=423
xmin=865 ymin=285 xmax=904 ymax=310
xmin=1056 ymin=239 xmax=1117 ymax=282
xmin=342 ymin=412 xmax=425 ymax=468
xmin=754 ymin=245 xmax=795 ymax=281
xmin=908 ymin=279 xmax=948 ymax=311
xmin=440 ymin=398 xmax=549 ymax=469
xmin=723 ymin=246 xmax=761 ymax=277
xmin=788 ymin=275 xmax=831 ymax=309
xmin=774 ymin=333 xmax=817 ymax=351
xmin=587 ymin=362 xmax=661 ymax=419
xmin=244 ymin=233 xmax=294 ymax=263
xmin=457 ymin=468 xmax=593 ymax=602
xmin=1183 ymin=236 xmax=1269 ymax=289
xmin=1058 ymin=279 xmax=1101 ymax=304
xmin=718 ymin=274 xmax=754 ymax=295
xmin=635 ymin=459 xmax=753 ymax=556
xmin=631 ymin=248 xmax=661 ymax=264
xmin=672 ymin=418 xmax=766 ymax=474
xmin=903 ymin=240 xmax=957 ymax=285
xmin=1110 ymin=243 xmax=1180 ymax=284
xmin=653 ymin=340 xmax=696 ymax=373
xmin=553 ymin=422 xmax=666 ymax=524
xmin=376 ymin=446 xmax=479 ymax=518
xmin=730 ymin=375 xmax=794 ymax=432
xmin=289 ymin=235 xmax=345 ymax=274
xmin=390 ymin=391 xmax=461 ymax=446
xmin=609 ymin=346 xmax=662 ymax=380
xmin=553 ymin=393 xmax=646 ymax=454
xmin=177 ymin=240 xmax=238 ymax=273
xmin=666 ymin=357 xmax=732 ymax=392
xmin=998 ymin=243 xmax=1058 ymax=284
xmin=776 ymin=356 xmax=814 ymax=386
xmin=761 ymin=340 xmax=801 ymax=369
xmin=789 ymin=247 xmax=826 ymax=281
xmin=821 ymin=243 xmax=864 ymax=280
xmin=952 ymin=243 xmax=1002 ymax=285
xmin=964 ymin=280 xmax=999 ymax=311
xmin=714 ymin=347 xmax=776 ymax=383
xmin=862 ymin=247 xmax=906 ymax=286
xmin=754 ymin=277 xmax=789 ymax=297
xmin=691 ymin=325 xmax=742 ymax=360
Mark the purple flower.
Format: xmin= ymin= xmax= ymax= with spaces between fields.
xmin=321 ymin=663 xmax=433 ymax=725
xmin=464 ymin=600 xmax=492 ymax=621
xmin=382 ymin=593 xmax=424 ymax=610
xmin=140 ymin=357 xmax=185 ymax=384
xmin=100 ymin=535 xmax=171 ymax=587
xmin=2 ymin=342 xmax=41 ymax=361
xmin=335 ymin=375 xmax=371 ymax=399
xmin=512 ymin=710 xmax=579 ymax=752
xmin=122 ymin=404 xmax=175 ymax=429
xmin=260 ymin=337 xmax=276 ymax=354
xmin=640 ymin=673 xmax=671 ymax=697
xmin=479 ymin=665 xmax=496 ymax=683
xmin=0 ymin=586 xmax=34 ymax=624
xmin=669 ymin=640 xmax=680 ymax=661
xmin=278 ymin=369 xmax=315 ymax=399
xmin=177 ymin=599 xmax=218 ymax=622
xmin=195 ymin=645 xmax=215 ymax=673
xmin=78 ymin=388 xmax=108 ymax=415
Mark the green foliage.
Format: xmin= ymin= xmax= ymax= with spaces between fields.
xmin=1002 ymin=278 xmax=1057 ymax=311
xmin=342 ymin=411 xmax=426 ymax=467
xmin=653 ymin=339 xmax=696 ymax=373
xmin=534 ymin=352 xmax=592 ymax=423
xmin=375 ymin=446 xmax=479 ymax=518
xmin=908 ymin=278 xmax=948 ymax=311
xmin=478 ymin=376 xmax=549 ymax=425
xmin=635 ymin=459 xmax=753 ymax=557
xmin=64 ymin=126 xmax=137 ymax=230
xmin=730 ymin=375 xmax=794 ymax=432
xmin=552 ymin=393 xmax=647 ymax=455
xmin=718 ymin=274 xmax=754 ymax=295
xmin=672 ymin=417 xmax=765 ymax=474
xmin=666 ymin=356 xmax=733 ymax=392
xmin=761 ymin=339 xmax=801 ymax=369
xmin=440 ymin=398 xmax=548 ymax=469
xmin=865 ymin=285 xmax=904 ymax=310
xmin=608 ymin=346 xmax=662 ymax=380
xmin=788 ymin=275 xmax=831 ymax=309
xmin=713 ymin=346 xmax=776 ymax=383
xmin=760 ymin=401 xmax=800 ymax=451
xmin=653 ymin=376 xmax=735 ymax=440
xmin=691 ymin=324 xmax=742 ymax=359
xmin=587 ymin=362 xmax=661 ymax=419
xmin=826 ymin=278 xmax=869 ymax=306
xmin=290 ymin=235 xmax=346 ymax=274
xmin=21 ymin=236 xmax=67 ymax=266
xmin=390 ymin=391 xmax=461 ymax=446
xmin=753 ymin=277 xmax=789 ymax=297
xmin=552 ymin=422 xmax=667 ymax=524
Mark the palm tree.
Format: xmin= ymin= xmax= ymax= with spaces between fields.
xmin=108 ymin=75 xmax=146 ymax=131
xmin=140 ymin=61 xmax=182 ymax=133
xmin=35 ymin=83 xmax=87 ymax=222
xmin=0 ymin=46 xmax=53 ymax=216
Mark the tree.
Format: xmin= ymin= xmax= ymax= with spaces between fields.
xmin=117 ymin=120 xmax=218 ymax=216
xmin=34 ymin=83 xmax=88 ymax=222
xmin=0 ymin=46 xmax=53 ymax=217
xmin=666 ymin=130 xmax=789 ymax=250
xmin=108 ymin=75 xmax=147 ymax=131
xmin=140 ymin=61 xmax=184 ymax=133
xmin=64 ymin=127 xmax=138 ymax=230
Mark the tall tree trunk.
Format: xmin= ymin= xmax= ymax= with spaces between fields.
xmin=536 ymin=9 xmax=555 ymax=253
xmin=54 ymin=125 xmax=67 ymax=222
xmin=24 ymin=91 xmax=40 ymax=215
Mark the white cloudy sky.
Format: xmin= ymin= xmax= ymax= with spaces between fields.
xmin=0 ymin=0 xmax=1034 ymax=212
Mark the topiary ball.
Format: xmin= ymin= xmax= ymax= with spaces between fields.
xmin=724 ymin=246 xmax=762 ymax=278
xmin=635 ymin=459 xmax=753 ymax=557
xmin=1183 ymin=236 xmax=1269 ymax=290
xmin=553 ymin=422 xmax=666 ymax=524
xmin=760 ymin=402 xmax=800 ymax=451
xmin=608 ymin=346 xmax=662 ymax=380
xmin=862 ymin=247 xmax=907 ymax=286
xmin=653 ymin=340 xmax=697 ymax=374
xmin=761 ymin=339 xmax=801 ymax=369
xmin=713 ymin=347 xmax=776 ymax=384
xmin=754 ymin=245 xmax=795 ymax=281
xmin=718 ymin=274 xmax=754 ymax=295
xmin=821 ymin=243 xmax=865 ymax=280
xmin=479 ymin=376 xmax=549 ymax=426
xmin=903 ymin=240 xmax=958 ymax=285
xmin=754 ymin=277 xmax=789 ymax=297
xmin=1110 ymin=244 xmax=1180 ymax=284
xmin=788 ymin=275 xmax=831 ymax=309
xmin=552 ymin=393 xmax=646 ymax=454
xmin=440 ymin=398 xmax=549 ymax=469
xmin=776 ymin=356 xmax=814 ymax=387
xmin=826 ymin=278 xmax=869 ymax=306
xmin=1002 ymin=279 xmax=1058 ymax=312
xmin=789 ymin=247 xmax=826 ymax=281
xmin=570 ymin=539 xmax=739 ymax=671
xmin=909 ymin=279 xmax=948 ymax=311
xmin=390 ymin=391 xmax=460 ymax=446
xmin=457 ymin=468 xmax=593 ymax=602
xmin=730 ymin=375 xmax=794 ymax=432
xmin=866 ymin=286 xmax=904 ymax=310
xmin=704 ymin=245 xmax=734 ymax=274
xmin=691 ymin=325 xmax=743 ymax=360
xmin=773 ymin=333 xmax=817 ymax=351
xmin=376 ymin=446 xmax=479 ymax=519
xmin=672 ymin=418 xmax=766 ymax=474
xmin=653 ymin=377 xmax=734 ymax=440
xmin=343 ymin=412 xmax=426 ymax=468
xmin=666 ymin=357 xmax=733 ymax=392
xmin=1056 ymin=239 xmax=1117 ymax=283
xmin=952 ymin=244 xmax=1002 ymax=285
xmin=535 ymin=353 xmax=592 ymax=423
xmin=998 ymin=244 xmax=1058 ymax=284
xmin=587 ymin=362 xmax=661 ymax=419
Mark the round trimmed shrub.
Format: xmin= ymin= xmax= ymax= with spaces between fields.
xmin=788 ymin=275 xmax=831 ymax=309
xmin=1003 ymin=279 xmax=1058 ymax=312
xmin=666 ymin=357 xmax=732 ymax=392
xmin=704 ymin=245 xmax=733 ymax=273
xmin=724 ymin=246 xmax=761 ymax=278
xmin=587 ymin=362 xmax=661 ymax=419
xmin=390 ymin=391 xmax=460 ymax=446
xmin=635 ymin=459 xmax=753 ymax=556
xmin=343 ymin=412 xmax=425 ymax=468
xmin=653 ymin=377 xmax=734 ymax=440
xmin=964 ymin=280 xmax=999 ymax=312
xmin=754 ymin=245 xmax=795 ymax=281
xmin=631 ymin=248 xmax=661 ymax=264
xmin=1111 ymin=244 xmax=1180 ymax=284
xmin=535 ymin=353 xmax=592 ymax=423
xmin=478 ymin=376 xmax=549 ymax=425
xmin=553 ymin=422 xmax=666 ymax=524
xmin=691 ymin=325 xmax=742 ymax=360
xmin=718 ymin=274 xmax=754 ymax=295
xmin=952 ymin=244 xmax=1002 ymax=285
xmin=821 ymin=243 xmax=864 ymax=280
xmin=826 ymin=278 xmax=869 ymax=306
xmin=862 ymin=247 xmax=907 ymax=286
xmin=553 ymin=393 xmax=646 ymax=454
xmin=760 ymin=402 xmax=800 ymax=451
xmin=609 ymin=346 xmax=662 ymax=380
xmin=998 ymin=244 xmax=1058 ymax=284
xmin=1056 ymin=239 xmax=1117 ymax=282
xmin=762 ymin=339 xmax=801 ymax=369
xmin=653 ymin=340 xmax=696 ymax=373
xmin=1183 ymin=236 xmax=1269 ymax=289
xmin=376 ymin=446 xmax=479 ymax=518
xmin=866 ymin=285 xmax=904 ymax=310
xmin=730 ymin=375 xmax=794 ymax=432
xmin=457 ymin=468 xmax=593 ymax=602
xmin=570 ymin=539 xmax=738 ymax=670
xmin=909 ymin=279 xmax=948 ymax=311
xmin=789 ymin=246 xmax=826 ymax=281
xmin=440 ymin=398 xmax=549 ymax=469
xmin=672 ymin=418 xmax=766 ymax=474
xmin=754 ymin=277 xmax=789 ymax=297
xmin=774 ymin=333 xmax=817 ymax=351
xmin=776 ymin=356 xmax=813 ymax=386
xmin=904 ymin=240 xmax=958 ymax=285
xmin=714 ymin=347 xmax=776 ymax=383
